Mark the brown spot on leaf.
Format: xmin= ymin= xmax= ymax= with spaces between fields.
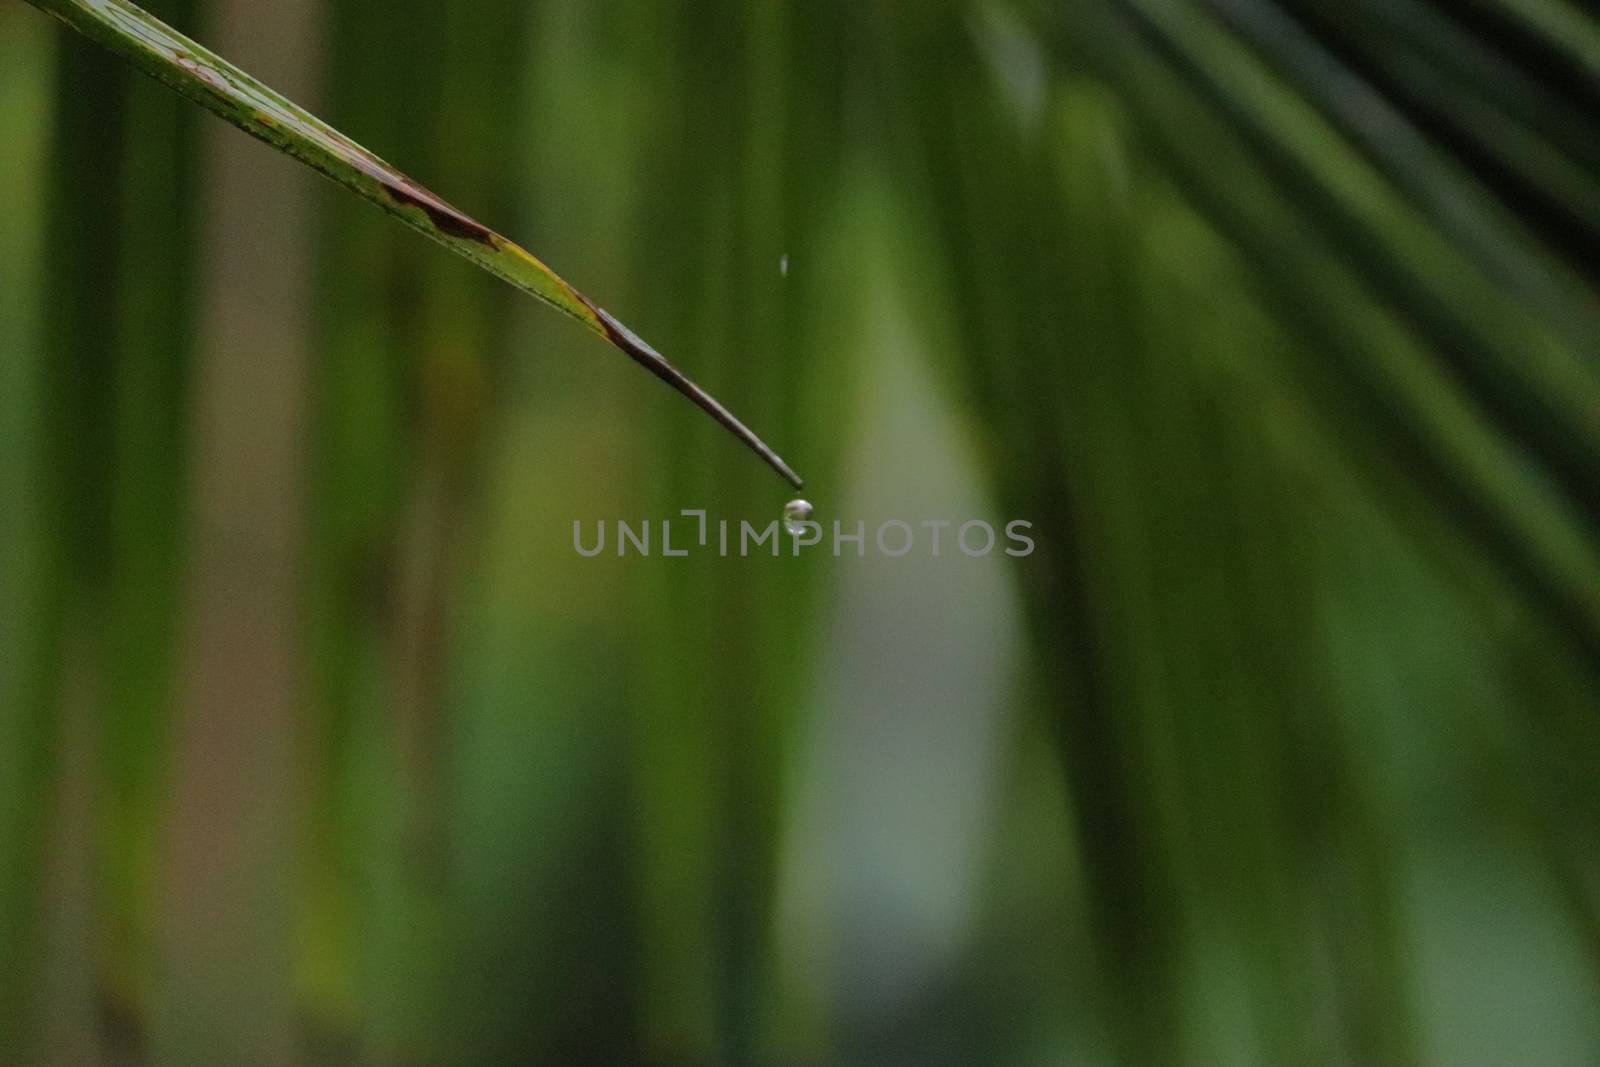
xmin=381 ymin=180 xmax=499 ymax=246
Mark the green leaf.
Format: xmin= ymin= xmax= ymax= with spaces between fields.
xmin=24 ymin=0 xmax=803 ymax=488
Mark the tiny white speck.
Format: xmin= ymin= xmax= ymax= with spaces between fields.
xmin=779 ymin=253 xmax=789 ymax=277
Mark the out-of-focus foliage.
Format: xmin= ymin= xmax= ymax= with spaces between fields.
xmin=1 ymin=0 xmax=1597 ymax=1065
xmin=879 ymin=1 xmax=1600 ymax=1062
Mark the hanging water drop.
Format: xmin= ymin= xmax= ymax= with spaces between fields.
xmin=783 ymin=498 xmax=814 ymax=535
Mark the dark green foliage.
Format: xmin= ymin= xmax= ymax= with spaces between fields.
xmin=2 ymin=0 xmax=1597 ymax=1064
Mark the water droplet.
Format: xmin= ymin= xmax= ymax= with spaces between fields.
xmin=779 ymin=253 xmax=790 ymax=277
xmin=783 ymin=498 xmax=813 ymax=534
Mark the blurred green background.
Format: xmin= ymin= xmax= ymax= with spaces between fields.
xmin=3 ymin=0 xmax=1600 ymax=1063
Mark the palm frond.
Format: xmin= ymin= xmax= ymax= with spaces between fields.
xmin=25 ymin=0 xmax=803 ymax=488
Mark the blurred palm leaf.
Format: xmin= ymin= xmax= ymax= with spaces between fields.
xmin=1053 ymin=0 xmax=1600 ymax=651
xmin=882 ymin=0 xmax=1600 ymax=1061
